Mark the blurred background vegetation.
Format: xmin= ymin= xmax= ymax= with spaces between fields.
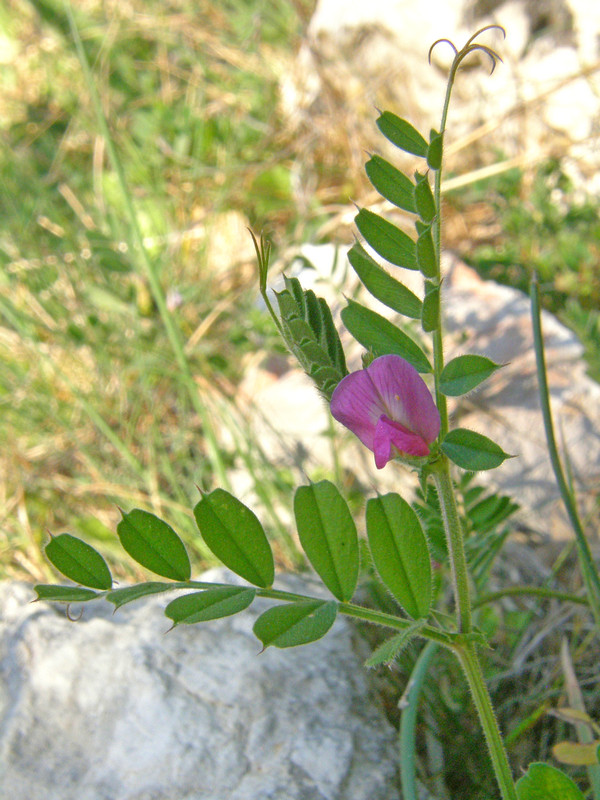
xmin=3 ymin=2 xmax=600 ymax=794
xmin=2 ymin=0 xmax=599 ymax=585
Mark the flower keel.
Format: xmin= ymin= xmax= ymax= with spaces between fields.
xmin=330 ymin=355 xmax=440 ymax=469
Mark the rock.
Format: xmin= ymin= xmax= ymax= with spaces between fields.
xmin=282 ymin=0 xmax=600 ymax=194
xmin=443 ymin=254 xmax=600 ymax=540
xmin=0 ymin=574 xmax=400 ymax=800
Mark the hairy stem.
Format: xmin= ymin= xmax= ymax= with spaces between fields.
xmin=456 ymin=643 xmax=518 ymax=800
xmin=432 ymin=458 xmax=472 ymax=633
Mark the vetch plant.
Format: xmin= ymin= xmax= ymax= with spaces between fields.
xmin=32 ymin=26 xmax=600 ymax=800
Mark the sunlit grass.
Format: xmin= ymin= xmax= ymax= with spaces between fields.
xmin=1 ymin=0 xmax=317 ymax=580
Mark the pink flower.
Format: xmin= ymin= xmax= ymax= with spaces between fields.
xmin=330 ymin=355 xmax=440 ymax=469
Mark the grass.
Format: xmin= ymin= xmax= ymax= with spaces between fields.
xmin=1 ymin=0 xmax=318 ymax=581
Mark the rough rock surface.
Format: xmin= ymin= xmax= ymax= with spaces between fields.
xmin=0 ymin=573 xmax=400 ymax=800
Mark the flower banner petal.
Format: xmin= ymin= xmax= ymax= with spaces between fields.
xmin=366 ymin=355 xmax=440 ymax=444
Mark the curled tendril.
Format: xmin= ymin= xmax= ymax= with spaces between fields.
xmin=429 ymin=25 xmax=505 ymax=76
xmin=428 ymin=38 xmax=458 ymax=63
xmin=66 ymin=604 xmax=84 ymax=621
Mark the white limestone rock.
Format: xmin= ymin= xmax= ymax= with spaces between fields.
xmin=0 ymin=574 xmax=400 ymax=800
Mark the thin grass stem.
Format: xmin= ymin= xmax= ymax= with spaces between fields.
xmin=530 ymin=274 xmax=600 ymax=630
xmin=65 ymin=1 xmax=229 ymax=488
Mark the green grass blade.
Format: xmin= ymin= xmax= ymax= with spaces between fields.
xmin=530 ymin=274 xmax=600 ymax=630
xmin=65 ymin=2 xmax=228 ymax=488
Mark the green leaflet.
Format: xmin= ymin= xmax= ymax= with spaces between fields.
xmin=365 ymin=155 xmax=416 ymax=213
xmin=294 ymin=480 xmax=359 ymax=602
xmin=193 ymin=489 xmax=274 ymax=588
xmin=439 ymin=355 xmax=502 ymax=396
xmin=341 ymin=299 xmax=432 ymax=373
xmin=421 ymin=282 xmax=440 ymax=332
xmin=366 ymin=494 xmax=432 ymax=619
xmin=117 ymin=509 xmax=191 ymax=581
xmin=106 ymin=582 xmax=189 ymax=609
xmin=355 ymin=209 xmax=417 ymax=270
xmin=516 ymin=762 xmax=585 ymax=800
xmin=427 ymin=129 xmax=443 ymax=170
xmin=376 ymin=112 xmax=428 ymax=157
xmin=441 ymin=429 xmax=513 ymax=471
xmin=414 ymin=172 xmax=436 ymax=223
xmin=165 ymin=587 xmax=256 ymax=625
xmin=347 ymin=242 xmax=422 ymax=319
xmin=415 ymin=221 xmax=437 ymax=278
xmin=45 ymin=533 xmax=112 ymax=589
xmin=253 ymin=599 xmax=338 ymax=649
xmin=34 ymin=585 xmax=99 ymax=603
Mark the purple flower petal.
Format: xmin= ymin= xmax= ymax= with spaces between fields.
xmin=364 ymin=355 xmax=440 ymax=445
xmin=373 ymin=416 xmax=430 ymax=468
xmin=330 ymin=368 xmax=383 ymax=452
xmin=330 ymin=355 xmax=440 ymax=469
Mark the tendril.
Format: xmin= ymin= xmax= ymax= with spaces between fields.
xmin=429 ymin=25 xmax=505 ymax=78
xmin=66 ymin=604 xmax=84 ymax=621
xmin=429 ymin=38 xmax=458 ymax=63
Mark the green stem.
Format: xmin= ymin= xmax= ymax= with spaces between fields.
xmin=430 ymin=52 xmax=461 ymax=439
xmin=399 ymin=642 xmax=439 ymax=800
xmin=457 ymin=643 xmax=518 ymax=800
xmin=475 ymin=586 xmax=588 ymax=608
xmin=530 ymin=275 xmax=600 ymax=629
xmin=432 ymin=458 xmax=472 ymax=633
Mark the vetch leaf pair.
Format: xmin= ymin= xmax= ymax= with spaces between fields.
xmin=294 ymin=479 xmax=432 ymax=621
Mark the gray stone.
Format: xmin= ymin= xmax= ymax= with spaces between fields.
xmin=0 ymin=574 xmax=400 ymax=800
